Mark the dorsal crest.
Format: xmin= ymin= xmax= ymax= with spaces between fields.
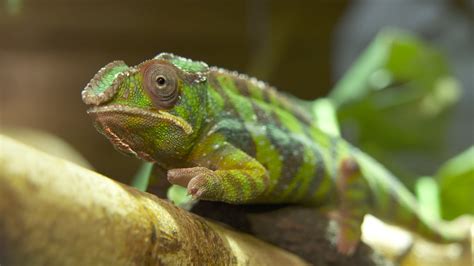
xmin=154 ymin=53 xmax=209 ymax=83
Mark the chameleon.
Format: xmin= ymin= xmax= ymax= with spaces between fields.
xmin=82 ymin=53 xmax=465 ymax=254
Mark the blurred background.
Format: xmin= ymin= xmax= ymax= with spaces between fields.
xmin=1 ymin=0 xmax=473 ymax=190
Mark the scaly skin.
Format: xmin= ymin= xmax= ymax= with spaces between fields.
xmin=82 ymin=53 xmax=463 ymax=254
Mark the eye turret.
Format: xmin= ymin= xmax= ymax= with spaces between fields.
xmin=143 ymin=63 xmax=179 ymax=109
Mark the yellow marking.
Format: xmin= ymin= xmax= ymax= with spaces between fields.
xmin=156 ymin=110 xmax=194 ymax=135
xmin=88 ymin=105 xmax=194 ymax=135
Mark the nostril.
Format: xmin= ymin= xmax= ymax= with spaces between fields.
xmin=81 ymin=60 xmax=129 ymax=106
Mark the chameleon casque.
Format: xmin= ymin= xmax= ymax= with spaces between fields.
xmin=82 ymin=53 xmax=464 ymax=254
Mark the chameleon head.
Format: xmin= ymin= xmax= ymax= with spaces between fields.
xmin=81 ymin=53 xmax=209 ymax=163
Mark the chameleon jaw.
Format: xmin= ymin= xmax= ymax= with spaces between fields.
xmin=102 ymin=126 xmax=139 ymax=157
xmin=87 ymin=105 xmax=194 ymax=135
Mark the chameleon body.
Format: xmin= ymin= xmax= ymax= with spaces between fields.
xmin=82 ymin=53 xmax=462 ymax=254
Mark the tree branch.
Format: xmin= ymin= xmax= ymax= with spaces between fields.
xmin=0 ymin=135 xmax=307 ymax=265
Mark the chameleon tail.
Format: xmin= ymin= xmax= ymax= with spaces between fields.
xmin=354 ymin=150 xmax=468 ymax=243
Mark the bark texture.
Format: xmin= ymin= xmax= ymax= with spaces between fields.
xmin=0 ymin=135 xmax=307 ymax=266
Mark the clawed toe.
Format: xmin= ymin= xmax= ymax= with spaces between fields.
xmin=167 ymin=167 xmax=211 ymax=187
xmin=187 ymin=175 xmax=209 ymax=200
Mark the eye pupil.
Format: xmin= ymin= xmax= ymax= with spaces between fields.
xmin=156 ymin=76 xmax=166 ymax=87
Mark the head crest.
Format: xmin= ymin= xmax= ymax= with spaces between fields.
xmin=154 ymin=53 xmax=209 ymax=83
xmin=82 ymin=61 xmax=129 ymax=105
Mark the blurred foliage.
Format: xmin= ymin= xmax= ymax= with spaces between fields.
xmin=331 ymin=28 xmax=473 ymax=223
xmin=312 ymin=98 xmax=341 ymax=137
xmin=330 ymin=29 xmax=461 ymax=184
xmin=415 ymin=176 xmax=441 ymax=221
xmin=167 ymin=184 xmax=195 ymax=210
xmin=414 ymin=147 xmax=473 ymax=222
xmin=436 ymin=146 xmax=474 ymax=220
xmin=131 ymin=162 xmax=153 ymax=192
xmin=6 ymin=0 xmax=22 ymax=15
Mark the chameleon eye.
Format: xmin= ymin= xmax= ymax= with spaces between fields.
xmin=143 ymin=63 xmax=179 ymax=109
xmin=155 ymin=75 xmax=167 ymax=88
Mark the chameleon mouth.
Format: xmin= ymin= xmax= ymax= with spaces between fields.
xmin=87 ymin=105 xmax=194 ymax=135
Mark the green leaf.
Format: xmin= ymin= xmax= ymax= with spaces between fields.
xmin=7 ymin=0 xmax=23 ymax=15
xmin=415 ymin=176 xmax=441 ymax=221
xmin=131 ymin=162 xmax=153 ymax=192
xmin=437 ymin=147 xmax=474 ymax=220
xmin=312 ymin=99 xmax=340 ymax=137
xmin=330 ymin=28 xmax=461 ymax=182
xmin=167 ymin=185 xmax=195 ymax=210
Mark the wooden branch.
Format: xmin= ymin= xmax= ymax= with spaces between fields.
xmin=0 ymin=135 xmax=307 ymax=266
xmin=189 ymin=202 xmax=380 ymax=266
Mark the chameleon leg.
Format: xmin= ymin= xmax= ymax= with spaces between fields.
xmin=167 ymin=133 xmax=270 ymax=204
xmin=331 ymin=157 xmax=370 ymax=255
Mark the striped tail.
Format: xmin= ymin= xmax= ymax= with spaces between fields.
xmin=354 ymin=149 xmax=468 ymax=243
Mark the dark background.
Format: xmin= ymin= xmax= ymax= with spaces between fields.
xmin=1 ymin=0 xmax=472 ymax=183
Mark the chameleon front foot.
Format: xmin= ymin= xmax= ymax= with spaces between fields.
xmin=167 ymin=167 xmax=223 ymax=201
